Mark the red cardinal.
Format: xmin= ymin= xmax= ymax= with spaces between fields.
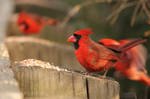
xmin=67 ymin=28 xmax=119 ymax=74
xmin=17 ymin=11 xmax=59 ymax=35
xmin=98 ymin=38 xmax=150 ymax=86
xmin=67 ymin=28 xmax=146 ymax=77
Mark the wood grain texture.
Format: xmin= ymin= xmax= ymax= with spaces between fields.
xmin=13 ymin=59 xmax=120 ymax=99
xmin=0 ymin=43 xmax=23 ymax=99
xmin=5 ymin=36 xmax=85 ymax=71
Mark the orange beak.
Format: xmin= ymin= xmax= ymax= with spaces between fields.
xmin=67 ymin=35 xmax=76 ymax=43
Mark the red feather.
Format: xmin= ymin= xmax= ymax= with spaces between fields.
xmin=75 ymin=28 xmax=93 ymax=36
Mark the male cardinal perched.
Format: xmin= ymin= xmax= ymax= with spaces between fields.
xmin=17 ymin=11 xmax=59 ymax=35
xmin=67 ymin=28 xmax=119 ymax=74
xmin=67 ymin=28 xmax=147 ymax=77
xmin=98 ymin=39 xmax=150 ymax=86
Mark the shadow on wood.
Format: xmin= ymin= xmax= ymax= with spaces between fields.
xmin=5 ymin=36 xmax=85 ymax=71
xmin=13 ymin=59 xmax=120 ymax=99
xmin=120 ymin=92 xmax=137 ymax=99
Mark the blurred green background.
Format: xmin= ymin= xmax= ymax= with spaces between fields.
xmin=7 ymin=0 xmax=150 ymax=98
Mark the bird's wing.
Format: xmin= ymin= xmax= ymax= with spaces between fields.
xmin=85 ymin=42 xmax=118 ymax=70
xmin=88 ymin=41 xmax=118 ymax=61
xmin=98 ymin=39 xmax=147 ymax=73
xmin=120 ymin=40 xmax=147 ymax=73
xmin=98 ymin=38 xmax=120 ymax=49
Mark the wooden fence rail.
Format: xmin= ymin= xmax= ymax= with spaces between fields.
xmin=5 ymin=36 xmax=85 ymax=71
xmin=13 ymin=59 xmax=120 ymax=99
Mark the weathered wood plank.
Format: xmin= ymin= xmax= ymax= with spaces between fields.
xmin=0 ymin=43 xmax=23 ymax=99
xmin=87 ymin=77 xmax=119 ymax=99
xmin=5 ymin=36 xmax=85 ymax=71
xmin=13 ymin=59 xmax=120 ymax=99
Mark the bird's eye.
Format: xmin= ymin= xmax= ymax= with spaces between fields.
xmin=73 ymin=34 xmax=81 ymax=40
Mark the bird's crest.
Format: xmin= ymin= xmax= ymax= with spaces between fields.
xmin=17 ymin=11 xmax=26 ymax=24
xmin=75 ymin=28 xmax=93 ymax=36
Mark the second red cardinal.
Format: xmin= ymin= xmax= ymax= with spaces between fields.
xmin=17 ymin=11 xmax=59 ymax=35
xmin=98 ymin=38 xmax=150 ymax=86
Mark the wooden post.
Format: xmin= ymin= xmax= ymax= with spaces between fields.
xmin=13 ymin=59 xmax=120 ymax=99
xmin=0 ymin=0 xmax=23 ymax=98
xmin=0 ymin=43 xmax=23 ymax=99
xmin=5 ymin=36 xmax=85 ymax=71
xmin=0 ymin=0 xmax=14 ymax=42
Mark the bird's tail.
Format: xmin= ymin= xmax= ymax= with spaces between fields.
xmin=98 ymin=38 xmax=147 ymax=53
xmin=140 ymin=74 xmax=150 ymax=86
xmin=117 ymin=38 xmax=147 ymax=52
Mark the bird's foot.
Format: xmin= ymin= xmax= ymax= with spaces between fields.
xmin=73 ymin=70 xmax=95 ymax=76
xmin=98 ymin=70 xmax=108 ymax=79
xmin=103 ymin=70 xmax=108 ymax=77
xmin=82 ymin=72 xmax=93 ymax=76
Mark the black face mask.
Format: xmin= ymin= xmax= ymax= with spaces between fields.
xmin=20 ymin=21 xmax=29 ymax=30
xmin=73 ymin=34 xmax=82 ymax=49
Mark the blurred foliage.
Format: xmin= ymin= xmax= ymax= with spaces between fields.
xmin=7 ymin=0 xmax=150 ymax=98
